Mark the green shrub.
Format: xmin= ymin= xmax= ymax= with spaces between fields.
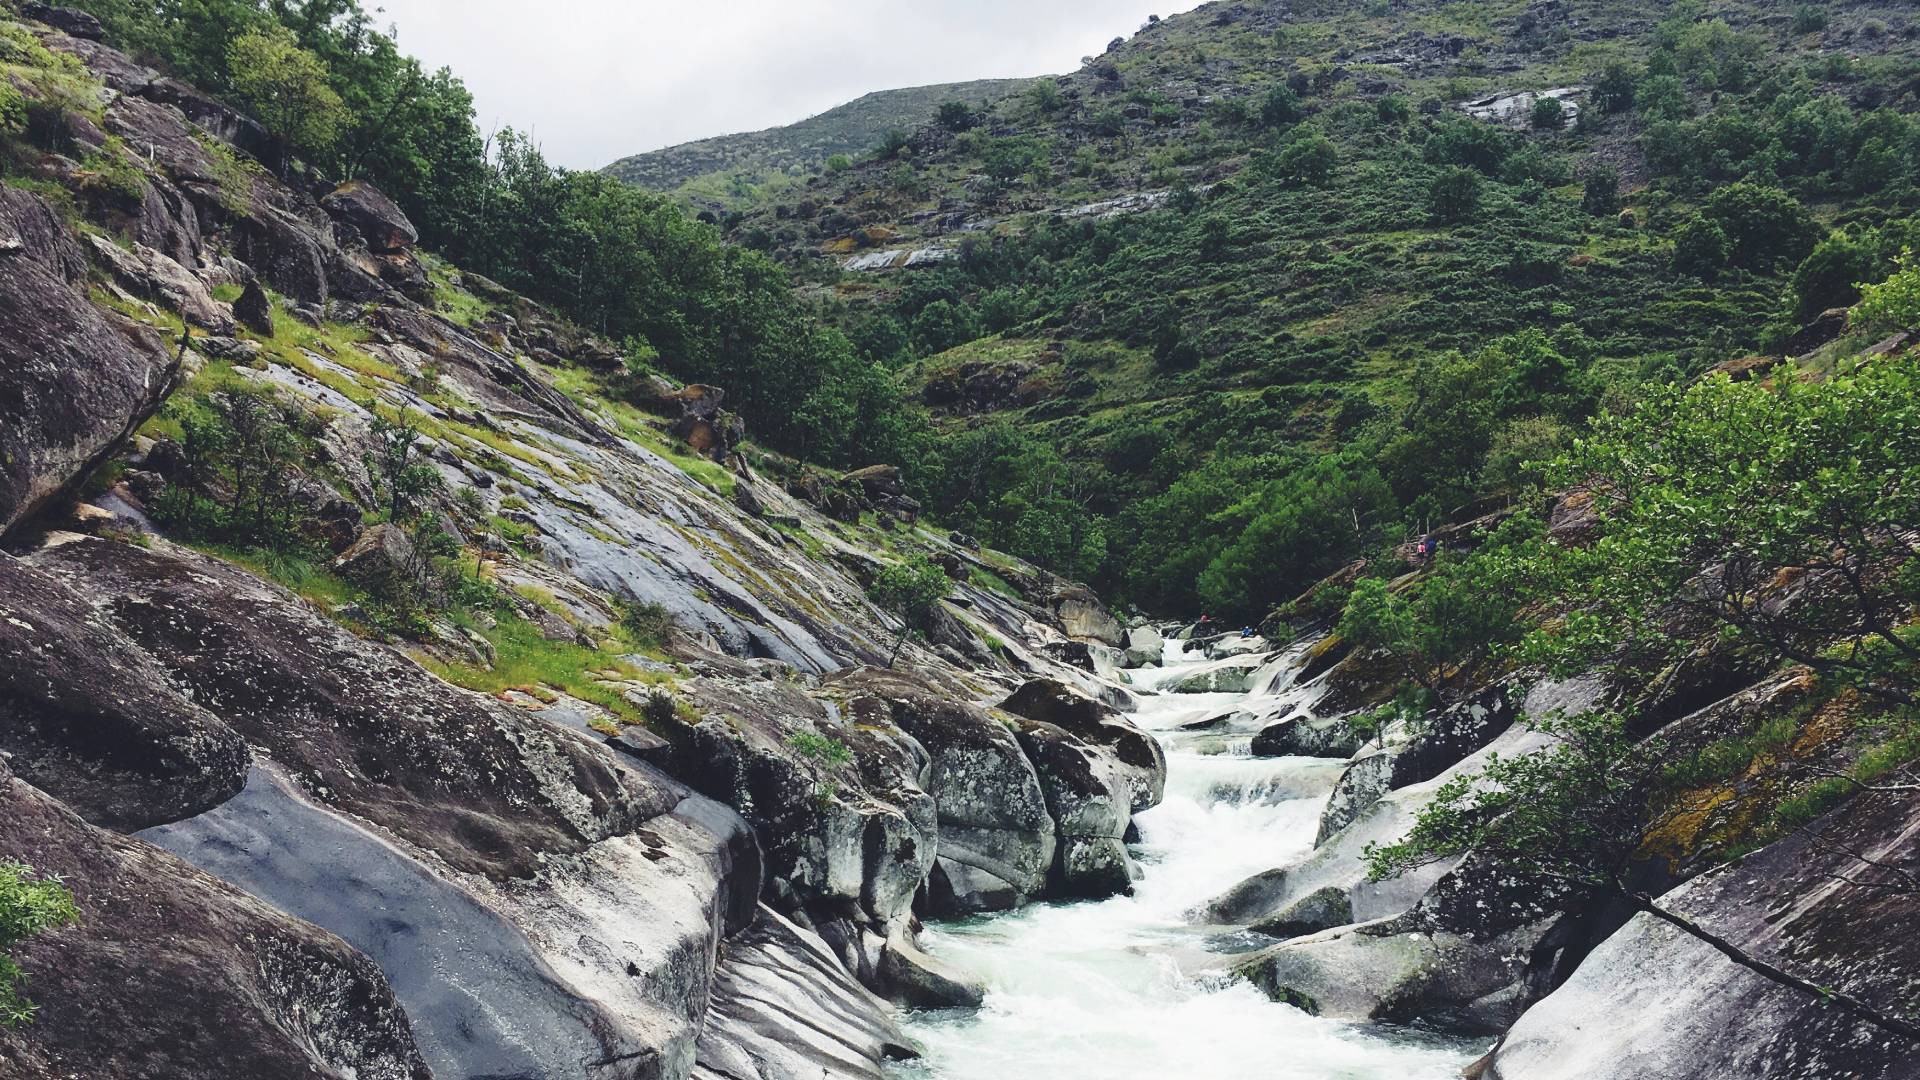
xmin=0 ymin=860 xmax=79 ymax=1028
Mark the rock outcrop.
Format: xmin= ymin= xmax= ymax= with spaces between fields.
xmin=0 ymin=186 xmax=179 ymax=536
xmin=0 ymin=757 xmax=431 ymax=1080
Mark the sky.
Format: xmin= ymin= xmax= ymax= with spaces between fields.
xmin=370 ymin=0 xmax=1206 ymax=170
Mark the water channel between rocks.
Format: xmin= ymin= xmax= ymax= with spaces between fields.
xmin=891 ymin=638 xmax=1488 ymax=1080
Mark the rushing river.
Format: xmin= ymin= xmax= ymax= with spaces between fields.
xmin=891 ymin=639 xmax=1485 ymax=1080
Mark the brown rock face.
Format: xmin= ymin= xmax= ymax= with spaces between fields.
xmin=321 ymin=180 xmax=420 ymax=253
xmin=0 ymin=185 xmax=179 ymax=537
xmin=0 ymin=757 xmax=431 ymax=1080
xmin=0 ymin=552 xmax=248 ymax=829
xmin=28 ymin=535 xmax=674 ymax=880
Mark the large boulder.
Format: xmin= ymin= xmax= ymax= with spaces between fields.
xmin=0 ymin=552 xmax=247 ymax=829
xmin=0 ymin=758 xmax=430 ymax=1080
xmin=1252 ymin=711 xmax=1366 ymax=758
xmin=1015 ymin=719 xmax=1138 ymax=898
xmin=658 ymin=674 xmax=938 ymax=932
xmin=1051 ymin=583 xmax=1122 ymax=645
xmin=998 ymin=678 xmax=1166 ymax=812
xmin=693 ymin=905 xmax=919 ymax=1080
xmin=26 ymin=535 xmax=666 ymax=880
xmin=1 ymin=187 xmax=179 ymax=536
xmin=834 ymin=668 xmax=1056 ymax=914
xmin=1119 ymin=623 xmax=1164 ymax=668
xmin=1166 ymin=652 xmax=1270 ymax=693
xmin=320 ymin=180 xmax=419 ymax=253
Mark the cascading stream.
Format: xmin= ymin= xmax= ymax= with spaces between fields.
xmin=891 ymin=637 xmax=1484 ymax=1080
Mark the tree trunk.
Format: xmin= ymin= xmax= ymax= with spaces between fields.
xmin=886 ymin=625 xmax=909 ymax=669
xmin=1620 ymin=888 xmax=1920 ymax=1042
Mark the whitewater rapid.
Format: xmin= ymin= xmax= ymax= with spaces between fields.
xmin=890 ymin=638 xmax=1484 ymax=1080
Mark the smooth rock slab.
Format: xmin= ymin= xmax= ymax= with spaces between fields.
xmin=141 ymin=766 xmax=621 ymax=1080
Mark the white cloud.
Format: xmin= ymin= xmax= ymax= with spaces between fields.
xmin=370 ymin=0 xmax=1205 ymax=169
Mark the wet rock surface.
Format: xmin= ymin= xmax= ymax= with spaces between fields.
xmin=0 ymin=758 xmax=431 ymax=1080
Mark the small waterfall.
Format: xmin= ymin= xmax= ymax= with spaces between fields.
xmin=892 ymin=636 xmax=1481 ymax=1080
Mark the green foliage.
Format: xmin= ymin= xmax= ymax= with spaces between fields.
xmin=787 ymin=730 xmax=854 ymax=768
xmin=1672 ymin=215 xmax=1730 ymax=279
xmin=1790 ymin=229 xmax=1889 ymax=324
xmin=1857 ymin=248 xmax=1920 ymax=329
xmin=1196 ymin=456 xmax=1395 ymax=620
xmin=1427 ymin=166 xmax=1481 ymax=224
xmin=364 ymin=411 xmax=440 ymax=522
xmin=1523 ymin=361 xmax=1920 ymax=710
xmin=1267 ymin=128 xmax=1337 ymax=188
xmin=1580 ymin=165 xmax=1620 ymax=216
xmin=1026 ymin=78 xmax=1065 ymax=115
xmin=1364 ymin=709 xmax=1646 ymax=891
xmin=937 ymin=100 xmax=976 ymax=132
xmin=152 ymin=387 xmax=309 ymax=550
xmin=1529 ymin=96 xmax=1566 ymax=131
xmin=1699 ymin=183 xmax=1819 ymax=271
xmin=618 ymin=600 xmax=676 ymax=651
xmin=0 ymin=861 xmax=78 ymax=1028
xmin=910 ymin=298 xmax=983 ymax=355
xmin=1260 ymin=84 xmax=1302 ymax=129
xmin=1592 ymin=62 xmax=1637 ymax=115
xmin=868 ymin=553 xmax=951 ymax=666
xmin=227 ymin=26 xmax=347 ymax=159
xmin=1337 ymin=514 xmax=1545 ymax=702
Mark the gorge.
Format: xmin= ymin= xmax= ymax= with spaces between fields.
xmin=2 ymin=1 xmax=1920 ymax=1079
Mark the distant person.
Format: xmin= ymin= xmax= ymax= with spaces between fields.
xmin=1240 ymin=626 xmax=1254 ymax=638
xmin=1416 ymin=535 xmax=1432 ymax=564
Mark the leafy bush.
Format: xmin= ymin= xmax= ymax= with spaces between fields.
xmin=0 ymin=860 xmax=79 ymax=1028
xmin=1427 ymin=166 xmax=1482 ymax=224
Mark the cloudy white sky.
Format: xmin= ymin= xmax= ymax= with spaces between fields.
xmin=370 ymin=1 xmax=1205 ymax=170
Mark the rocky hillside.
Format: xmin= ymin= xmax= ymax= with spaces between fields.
xmin=604 ymin=78 xmax=1028 ymax=213
xmin=0 ymin=9 xmax=1171 ymax=1078
xmin=724 ymin=0 xmax=1920 ymax=619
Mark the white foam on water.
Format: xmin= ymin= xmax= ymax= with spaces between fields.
xmin=892 ymin=635 xmax=1486 ymax=1080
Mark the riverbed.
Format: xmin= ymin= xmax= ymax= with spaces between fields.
xmin=891 ymin=639 xmax=1487 ymax=1080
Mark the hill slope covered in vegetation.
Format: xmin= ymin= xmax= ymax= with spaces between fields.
xmin=722 ymin=0 xmax=1920 ymax=622
xmin=604 ymin=77 xmax=1029 ymax=213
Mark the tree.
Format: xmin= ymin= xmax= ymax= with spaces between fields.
xmin=1523 ymin=363 xmax=1920 ymax=712
xmin=1427 ymin=167 xmax=1482 ymax=225
xmin=1424 ymin=119 xmax=1510 ymax=174
xmin=1366 ymin=707 xmax=1920 ymax=1042
xmin=936 ymin=100 xmax=976 ymax=132
xmin=1701 ymin=183 xmax=1818 ymax=271
xmin=873 ymin=128 xmax=911 ymax=159
xmin=1337 ymin=516 xmax=1544 ymax=705
xmin=1529 ymin=96 xmax=1566 ymax=131
xmin=1857 ymin=249 xmax=1920 ymax=330
xmin=1592 ymin=62 xmax=1637 ymax=114
xmin=1790 ymin=230 xmax=1887 ymax=324
xmin=869 ymin=554 xmax=951 ymax=667
xmin=1197 ymin=457 xmax=1396 ymax=619
xmin=909 ymin=299 xmax=983 ymax=355
xmin=1260 ymin=84 xmax=1302 ymax=128
xmin=227 ymin=26 xmax=347 ymax=164
xmin=1271 ymin=129 xmax=1337 ymax=187
xmin=1581 ymin=165 xmax=1621 ymax=216
xmin=1027 ymin=78 xmax=1065 ymax=114
xmin=365 ymin=412 xmax=441 ymax=522
xmin=1672 ymin=215 xmax=1729 ymax=279
xmin=1375 ymin=93 xmax=1411 ymax=124
xmin=1 ymin=860 xmax=79 ymax=1027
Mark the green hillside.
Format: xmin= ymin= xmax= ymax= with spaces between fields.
xmin=727 ymin=0 xmax=1920 ymax=618
xmin=603 ymin=78 xmax=1029 ymax=212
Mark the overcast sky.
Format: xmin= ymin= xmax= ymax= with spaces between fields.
xmin=371 ymin=1 xmax=1205 ymax=170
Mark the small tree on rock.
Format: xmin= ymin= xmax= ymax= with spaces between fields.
xmin=869 ymin=553 xmax=951 ymax=667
